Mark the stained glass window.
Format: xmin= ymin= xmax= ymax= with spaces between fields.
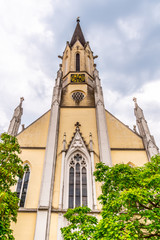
xmin=69 ymin=167 xmax=74 ymax=208
xmin=82 ymin=167 xmax=87 ymax=206
xmin=68 ymin=154 xmax=87 ymax=208
xmin=16 ymin=166 xmax=30 ymax=207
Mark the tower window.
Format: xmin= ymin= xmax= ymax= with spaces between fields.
xmin=72 ymin=91 xmax=84 ymax=104
xmin=76 ymin=53 xmax=80 ymax=71
xmin=68 ymin=153 xmax=87 ymax=208
xmin=16 ymin=165 xmax=30 ymax=207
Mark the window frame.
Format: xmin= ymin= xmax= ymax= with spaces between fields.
xmin=68 ymin=153 xmax=88 ymax=208
xmin=63 ymin=150 xmax=93 ymax=209
xmin=76 ymin=53 xmax=80 ymax=72
xmin=16 ymin=164 xmax=30 ymax=207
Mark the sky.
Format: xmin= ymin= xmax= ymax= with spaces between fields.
xmin=0 ymin=0 xmax=160 ymax=147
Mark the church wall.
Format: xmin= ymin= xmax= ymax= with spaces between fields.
xmin=106 ymin=111 xmax=145 ymax=149
xmin=11 ymin=212 xmax=36 ymax=240
xmin=52 ymin=107 xmax=100 ymax=208
xmin=17 ymin=149 xmax=45 ymax=208
xmin=111 ymin=150 xmax=148 ymax=167
xmin=49 ymin=213 xmax=58 ymax=239
xmin=17 ymin=110 xmax=50 ymax=147
xmin=61 ymin=83 xmax=95 ymax=107
xmin=71 ymin=41 xmax=85 ymax=71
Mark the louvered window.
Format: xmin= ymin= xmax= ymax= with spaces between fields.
xmin=76 ymin=53 xmax=80 ymax=71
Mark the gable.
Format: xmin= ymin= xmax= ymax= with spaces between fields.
xmin=17 ymin=110 xmax=50 ymax=148
xmin=106 ymin=110 xmax=144 ymax=149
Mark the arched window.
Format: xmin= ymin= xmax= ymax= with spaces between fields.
xmin=68 ymin=153 xmax=87 ymax=208
xmin=16 ymin=165 xmax=30 ymax=207
xmin=76 ymin=53 xmax=80 ymax=72
xmin=64 ymin=56 xmax=68 ymax=75
xmin=87 ymin=56 xmax=91 ymax=74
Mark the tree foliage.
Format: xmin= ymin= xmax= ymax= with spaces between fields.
xmin=61 ymin=155 xmax=160 ymax=240
xmin=61 ymin=206 xmax=98 ymax=239
xmin=0 ymin=133 xmax=26 ymax=240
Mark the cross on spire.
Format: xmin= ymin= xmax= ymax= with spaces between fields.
xmin=75 ymin=122 xmax=81 ymax=131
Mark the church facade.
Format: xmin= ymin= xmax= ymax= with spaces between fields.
xmin=10 ymin=19 xmax=159 ymax=240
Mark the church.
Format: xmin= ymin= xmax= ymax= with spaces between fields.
xmin=9 ymin=19 xmax=159 ymax=239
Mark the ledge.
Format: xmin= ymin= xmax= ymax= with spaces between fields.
xmin=111 ymin=148 xmax=145 ymax=151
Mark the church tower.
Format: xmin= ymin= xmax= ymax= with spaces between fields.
xmin=11 ymin=20 xmax=156 ymax=240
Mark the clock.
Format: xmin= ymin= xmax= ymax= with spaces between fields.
xmin=71 ymin=74 xmax=85 ymax=83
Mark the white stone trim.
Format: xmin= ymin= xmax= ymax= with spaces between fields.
xmin=90 ymin=151 xmax=97 ymax=210
xmin=59 ymin=151 xmax=66 ymax=209
xmin=63 ymin=150 xmax=93 ymax=209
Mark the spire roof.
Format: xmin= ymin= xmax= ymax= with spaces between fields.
xmin=70 ymin=18 xmax=86 ymax=47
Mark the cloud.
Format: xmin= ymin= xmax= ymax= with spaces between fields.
xmin=0 ymin=0 xmax=160 ymax=149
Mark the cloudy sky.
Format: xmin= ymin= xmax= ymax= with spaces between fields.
xmin=0 ymin=0 xmax=160 ymax=147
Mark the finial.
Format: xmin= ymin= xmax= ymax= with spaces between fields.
xmin=77 ymin=17 xmax=80 ymax=22
xmin=22 ymin=124 xmax=25 ymax=131
xmin=89 ymin=132 xmax=93 ymax=151
xmin=75 ymin=122 xmax=81 ymax=131
xmin=133 ymin=125 xmax=137 ymax=133
xmin=133 ymin=97 xmax=137 ymax=103
xmin=63 ymin=132 xmax=67 ymax=151
xmin=20 ymin=97 xmax=24 ymax=104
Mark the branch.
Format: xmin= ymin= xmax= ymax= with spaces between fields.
xmin=148 ymin=199 xmax=160 ymax=208
xmin=139 ymin=202 xmax=152 ymax=210
xmin=143 ymin=234 xmax=160 ymax=239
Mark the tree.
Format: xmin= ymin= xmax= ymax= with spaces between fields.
xmin=0 ymin=133 xmax=26 ymax=240
xmin=61 ymin=206 xmax=98 ymax=239
xmin=61 ymin=155 xmax=160 ymax=240
xmin=93 ymin=155 xmax=160 ymax=239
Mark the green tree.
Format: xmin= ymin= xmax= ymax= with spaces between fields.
xmin=61 ymin=206 xmax=98 ymax=239
xmin=0 ymin=133 xmax=26 ymax=240
xmin=61 ymin=155 xmax=160 ymax=240
xmin=93 ymin=155 xmax=160 ymax=239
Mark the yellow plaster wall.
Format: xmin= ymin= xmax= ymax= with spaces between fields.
xmin=52 ymin=107 xmax=100 ymax=208
xmin=111 ymin=150 xmax=148 ymax=167
xmin=62 ymin=40 xmax=94 ymax=76
xmin=61 ymin=83 xmax=95 ymax=107
xmin=17 ymin=110 xmax=50 ymax=147
xmin=106 ymin=111 xmax=145 ymax=149
xmin=19 ymin=149 xmax=45 ymax=208
xmin=49 ymin=213 xmax=58 ymax=240
xmin=11 ymin=212 xmax=36 ymax=240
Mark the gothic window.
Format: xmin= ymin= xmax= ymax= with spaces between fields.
xmin=16 ymin=165 xmax=30 ymax=207
xmin=68 ymin=153 xmax=87 ymax=208
xmin=64 ymin=56 xmax=68 ymax=75
xmin=87 ymin=56 xmax=91 ymax=74
xmin=76 ymin=53 xmax=80 ymax=72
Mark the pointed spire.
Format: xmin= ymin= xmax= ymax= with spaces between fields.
xmin=133 ymin=98 xmax=159 ymax=159
xmin=8 ymin=97 xmax=24 ymax=136
xmin=70 ymin=18 xmax=86 ymax=47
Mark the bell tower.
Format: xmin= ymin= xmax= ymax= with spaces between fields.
xmin=60 ymin=18 xmax=95 ymax=108
xmin=59 ymin=18 xmax=112 ymax=166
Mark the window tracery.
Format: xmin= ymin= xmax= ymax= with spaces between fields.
xmin=68 ymin=153 xmax=87 ymax=208
xmin=72 ymin=91 xmax=84 ymax=103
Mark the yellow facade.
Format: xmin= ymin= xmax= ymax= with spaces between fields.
xmin=11 ymin=20 xmax=150 ymax=240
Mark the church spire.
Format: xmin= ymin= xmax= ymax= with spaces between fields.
xmin=70 ymin=18 xmax=86 ymax=47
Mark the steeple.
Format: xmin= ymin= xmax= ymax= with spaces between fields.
xmin=70 ymin=18 xmax=86 ymax=47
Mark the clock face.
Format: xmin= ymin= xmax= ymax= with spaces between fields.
xmin=71 ymin=74 xmax=85 ymax=83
